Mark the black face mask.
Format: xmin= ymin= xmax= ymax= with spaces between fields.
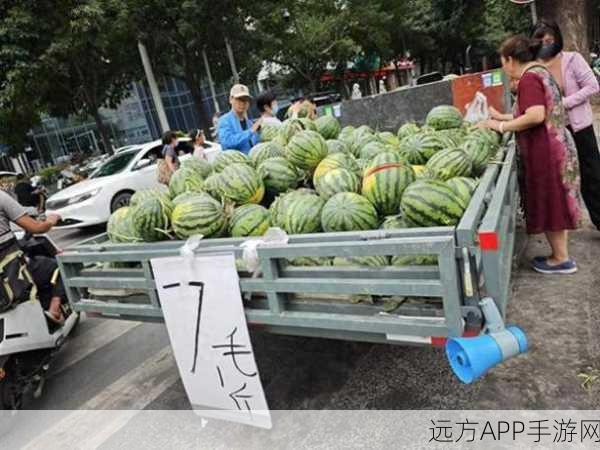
xmin=538 ymin=43 xmax=561 ymax=60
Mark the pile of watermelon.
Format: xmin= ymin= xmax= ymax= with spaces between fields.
xmin=107 ymin=105 xmax=501 ymax=267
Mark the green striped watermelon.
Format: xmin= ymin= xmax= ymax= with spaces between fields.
xmin=381 ymin=214 xmax=413 ymax=230
xmin=131 ymin=196 xmax=173 ymax=242
xmin=399 ymin=134 xmax=429 ymax=164
xmin=446 ymin=176 xmax=478 ymax=209
xmin=298 ymin=118 xmax=317 ymax=131
xmin=213 ymin=150 xmax=251 ymax=172
xmin=333 ymin=255 xmax=390 ymax=267
xmin=467 ymin=127 xmax=501 ymax=147
xmin=314 ymin=168 xmax=360 ymax=199
xmin=359 ymin=141 xmax=389 ymax=161
xmin=326 ymin=139 xmax=351 ymax=155
xmin=361 ymin=152 xmax=415 ymax=216
xmin=257 ymin=157 xmax=302 ymax=194
xmin=426 ymin=105 xmax=463 ymax=130
xmin=355 ymin=125 xmax=375 ymax=140
xmin=107 ymin=207 xmax=141 ymax=243
xmin=278 ymin=118 xmax=305 ymax=144
xmin=391 ymin=255 xmax=438 ymax=266
xmin=338 ymin=126 xmax=356 ymax=144
xmin=171 ymin=195 xmax=227 ymax=239
xmin=269 ymin=188 xmax=316 ymax=228
xmin=281 ymin=193 xmax=325 ymax=234
xmin=397 ymin=123 xmax=420 ymax=140
xmin=378 ymin=132 xmax=400 ymax=149
xmin=315 ymin=115 xmax=341 ymax=139
xmin=219 ymin=163 xmax=265 ymax=205
xmin=287 ymin=257 xmax=332 ymax=267
xmin=321 ymin=192 xmax=379 ymax=232
xmin=172 ymin=191 xmax=211 ymax=207
xmin=425 ymin=148 xmax=472 ymax=181
xmin=350 ymin=134 xmax=377 ymax=158
xmin=313 ymin=153 xmax=361 ymax=182
xmin=130 ymin=188 xmax=169 ymax=207
xmin=261 ymin=123 xmax=281 ymax=142
xmin=286 ymin=130 xmax=328 ymax=171
xmin=203 ymin=173 xmax=223 ymax=199
xmin=400 ymin=179 xmax=466 ymax=227
xmin=181 ymin=157 xmax=212 ymax=178
xmin=461 ymin=138 xmax=492 ymax=175
xmin=229 ymin=204 xmax=271 ymax=237
xmin=168 ymin=167 xmax=205 ymax=198
xmin=249 ymin=141 xmax=285 ymax=166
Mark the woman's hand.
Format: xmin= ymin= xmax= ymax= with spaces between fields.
xmin=477 ymin=119 xmax=501 ymax=132
xmin=489 ymin=106 xmax=503 ymax=121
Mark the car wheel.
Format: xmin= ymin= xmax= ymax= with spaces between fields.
xmin=110 ymin=192 xmax=132 ymax=212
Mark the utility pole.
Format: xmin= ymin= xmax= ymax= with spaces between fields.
xmin=138 ymin=41 xmax=170 ymax=133
xmin=225 ymin=37 xmax=240 ymax=84
xmin=530 ymin=1 xmax=538 ymax=24
xmin=202 ymin=49 xmax=220 ymax=113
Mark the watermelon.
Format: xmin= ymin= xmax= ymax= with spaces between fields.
xmin=219 ymin=163 xmax=265 ymax=205
xmin=171 ymin=195 xmax=227 ymax=239
xmin=350 ymin=133 xmax=377 ymax=158
xmin=355 ymin=125 xmax=374 ymax=140
xmin=168 ymin=167 xmax=204 ymax=198
xmin=269 ymin=189 xmax=316 ymax=228
xmin=361 ymin=152 xmax=415 ymax=216
xmin=392 ymin=255 xmax=438 ymax=266
xmin=446 ymin=176 xmax=478 ymax=209
xmin=315 ymin=115 xmax=341 ymax=139
xmin=425 ymin=105 xmax=464 ymax=130
xmin=397 ymin=123 xmax=420 ymax=140
xmin=418 ymin=132 xmax=452 ymax=160
xmin=359 ymin=141 xmax=389 ymax=161
xmin=261 ymin=123 xmax=280 ymax=142
xmin=286 ymin=130 xmax=328 ymax=171
xmin=425 ymin=148 xmax=472 ymax=181
xmin=298 ymin=118 xmax=317 ymax=131
xmin=131 ymin=196 xmax=173 ymax=242
xmin=326 ymin=139 xmax=351 ymax=155
xmin=378 ymin=132 xmax=400 ymax=148
xmin=213 ymin=150 xmax=251 ymax=172
xmin=321 ymin=192 xmax=379 ymax=232
xmin=229 ymin=204 xmax=271 ymax=237
xmin=381 ymin=214 xmax=412 ymax=230
xmin=249 ymin=141 xmax=285 ymax=166
xmin=278 ymin=118 xmax=305 ymax=144
xmin=338 ymin=126 xmax=356 ymax=143
xmin=107 ymin=207 xmax=141 ymax=243
xmin=280 ymin=193 xmax=325 ymax=234
xmin=172 ymin=191 xmax=209 ymax=207
xmin=314 ymin=168 xmax=360 ymax=199
xmin=400 ymin=179 xmax=466 ymax=227
xmin=181 ymin=157 xmax=212 ymax=178
xmin=333 ymin=256 xmax=390 ymax=267
xmin=411 ymin=165 xmax=428 ymax=178
xmin=287 ymin=257 xmax=332 ymax=267
xmin=313 ymin=153 xmax=361 ymax=182
xmin=130 ymin=188 xmax=168 ymax=207
xmin=399 ymin=134 xmax=429 ymax=164
xmin=467 ymin=127 xmax=501 ymax=147
xmin=257 ymin=157 xmax=301 ymax=194
xmin=461 ymin=138 xmax=492 ymax=175
xmin=203 ymin=173 xmax=223 ymax=199
xmin=437 ymin=128 xmax=466 ymax=148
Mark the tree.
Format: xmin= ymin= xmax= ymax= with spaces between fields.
xmin=537 ymin=0 xmax=592 ymax=56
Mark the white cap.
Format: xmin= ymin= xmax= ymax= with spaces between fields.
xmin=229 ymin=84 xmax=251 ymax=99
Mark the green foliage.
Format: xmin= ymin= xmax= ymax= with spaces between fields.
xmin=38 ymin=165 xmax=64 ymax=183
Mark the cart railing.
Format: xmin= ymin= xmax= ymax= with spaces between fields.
xmin=57 ymin=143 xmax=518 ymax=345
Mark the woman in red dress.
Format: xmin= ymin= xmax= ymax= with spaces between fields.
xmin=482 ymin=35 xmax=582 ymax=274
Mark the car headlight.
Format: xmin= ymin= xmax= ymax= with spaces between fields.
xmin=67 ymin=188 xmax=102 ymax=206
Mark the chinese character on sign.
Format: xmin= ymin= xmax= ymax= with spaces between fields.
xmin=581 ymin=420 xmax=600 ymax=443
xmin=553 ymin=419 xmax=577 ymax=443
xmin=528 ymin=419 xmax=551 ymax=443
xmin=429 ymin=420 xmax=453 ymax=443
xmin=455 ymin=419 xmax=478 ymax=443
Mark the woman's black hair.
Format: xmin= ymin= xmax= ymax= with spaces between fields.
xmin=499 ymin=35 xmax=543 ymax=64
xmin=256 ymin=91 xmax=277 ymax=113
xmin=188 ymin=128 xmax=203 ymax=140
xmin=531 ymin=20 xmax=564 ymax=53
xmin=161 ymin=130 xmax=177 ymax=145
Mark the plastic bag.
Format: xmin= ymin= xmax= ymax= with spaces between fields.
xmin=465 ymin=92 xmax=489 ymax=124
xmin=240 ymin=227 xmax=289 ymax=277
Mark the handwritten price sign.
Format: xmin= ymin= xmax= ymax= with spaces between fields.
xmin=152 ymin=253 xmax=271 ymax=429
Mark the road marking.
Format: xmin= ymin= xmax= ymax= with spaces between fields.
xmin=22 ymin=346 xmax=179 ymax=450
xmin=49 ymin=319 xmax=142 ymax=377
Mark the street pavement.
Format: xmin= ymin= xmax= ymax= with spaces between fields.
xmin=2 ymin=208 xmax=599 ymax=446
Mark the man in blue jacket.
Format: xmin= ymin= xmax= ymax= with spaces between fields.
xmin=217 ymin=84 xmax=262 ymax=154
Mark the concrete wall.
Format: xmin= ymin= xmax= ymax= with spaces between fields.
xmin=340 ymin=80 xmax=453 ymax=132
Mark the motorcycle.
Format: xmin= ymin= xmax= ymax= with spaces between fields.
xmin=0 ymin=233 xmax=79 ymax=409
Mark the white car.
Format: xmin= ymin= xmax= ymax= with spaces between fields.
xmin=46 ymin=138 xmax=221 ymax=228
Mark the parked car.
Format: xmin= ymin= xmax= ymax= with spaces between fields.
xmin=45 ymin=138 xmax=221 ymax=228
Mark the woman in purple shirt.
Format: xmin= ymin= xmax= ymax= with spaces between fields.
xmin=533 ymin=20 xmax=600 ymax=230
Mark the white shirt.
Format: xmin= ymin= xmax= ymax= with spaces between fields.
xmin=193 ymin=145 xmax=206 ymax=159
xmin=262 ymin=116 xmax=282 ymax=126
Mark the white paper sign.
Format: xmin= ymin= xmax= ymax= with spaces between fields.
xmin=151 ymin=253 xmax=272 ymax=429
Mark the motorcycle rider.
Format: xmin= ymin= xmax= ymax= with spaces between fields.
xmin=0 ymin=189 xmax=64 ymax=322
